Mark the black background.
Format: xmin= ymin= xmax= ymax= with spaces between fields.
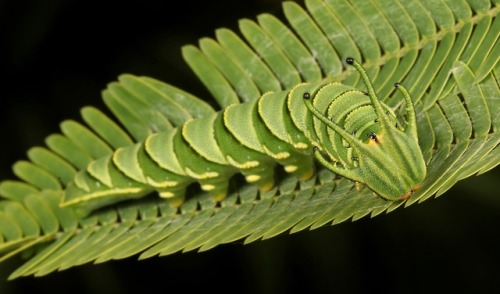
xmin=1 ymin=0 xmax=499 ymax=293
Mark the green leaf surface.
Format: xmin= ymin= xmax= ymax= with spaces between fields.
xmin=0 ymin=0 xmax=498 ymax=280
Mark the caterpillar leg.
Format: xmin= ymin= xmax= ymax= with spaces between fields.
xmin=283 ymin=154 xmax=316 ymax=181
xmin=157 ymin=186 xmax=187 ymax=208
xmin=238 ymin=163 xmax=276 ymax=192
xmin=213 ymin=112 xmax=277 ymax=193
xmin=173 ymin=129 xmax=236 ymax=203
xmin=254 ymin=92 xmax=316 ymax=182
xmin=114 ymin=141 xmax=193 ymax=208
xmin=197 ymin=177 xmax=229 ymax=202
xmin=256 ymin=127 xmax=316 ymax=182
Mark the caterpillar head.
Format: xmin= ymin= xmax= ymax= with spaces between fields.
xmin=303 ymin=58 xmax=426 ymax=201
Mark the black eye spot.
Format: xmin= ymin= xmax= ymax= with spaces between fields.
xmin=369 ymin=132 xmax=377 ymax=140
xmin=374 ymin=118 xmax=379 ymax=123
xmin=352 ymin=130 xmax=357 ymax=135
xmin=385 ymin=111 xmax=390 ymax=115
xmin=351 ymin=157 xmax=358 ymax=161
xmin=312 ymin=146 xmax=319 ymax=151
xmin=345 ymin=144 xmax=350 ymax=148
xmin=303 ymin=92 xmax=311 ymax=99
xmin=394 ymin=82 xmax=400 ymax=88
xmin=346 ymin=57 xmax=354 ymax=65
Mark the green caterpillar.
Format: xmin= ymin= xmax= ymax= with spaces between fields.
xmin=6 ymin=58 xmax=427 ymax=214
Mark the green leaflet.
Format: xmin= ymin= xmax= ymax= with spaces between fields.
xmin=40 ymin=58 xmax=422 ymax=213
xmin=0 ymin=0 xmax=498 ymax=280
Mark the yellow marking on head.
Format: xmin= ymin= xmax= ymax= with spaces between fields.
xmin=246 ymin=175 xmax=261 ymax=182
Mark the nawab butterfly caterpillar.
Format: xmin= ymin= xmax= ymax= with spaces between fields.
xmin=4 ymin=58 xmax=426 ymax=214
xmin=304 ymin=58 xmax=426 ymax=201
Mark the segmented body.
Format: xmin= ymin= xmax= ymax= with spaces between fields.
xmin=59 ymin=58 xmax=426 ymax=212
xmin=64 ymin=80 xmax=352 ymax=210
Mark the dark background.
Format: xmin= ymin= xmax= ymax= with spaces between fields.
xmin=1 ymin=0 xmax=499 ymax=293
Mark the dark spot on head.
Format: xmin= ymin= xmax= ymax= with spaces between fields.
xmin=346 ymin=144 xmax=350 ymax=148
xmin=303 ymin=92 xmax=311 ymax=100
xmin=352 ymin=130 xmax=357 ymax=135
xmin=346 ymin=57 xmax=354 ymax=65
xmin=394 ymin=82 xmax=400 ymax=88
xmin=385 ymin=110 xmax=390 ymax=115
xmin=369 ymin=132 xmax=377 ymax=141
xmin=312 ymin=146 xmax=318 ymax=152
xmin=351 ymin=157 xmax=358 ymax=161
xmin=374 ymin=118 xmax=379 ymax=123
